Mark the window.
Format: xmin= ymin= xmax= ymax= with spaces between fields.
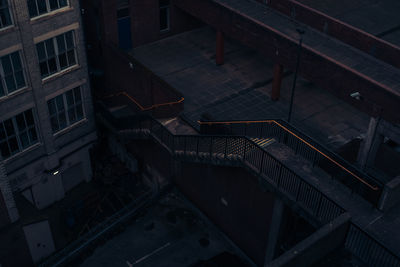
xmin=36 ymin=30 xmax=77 ymax=78
xmin=0 ymin=109 xmax=39 ymax=159
xmin=0 ymin=51 xmax=26 ymax=97
xmin=159 ymin=0 xmax=170 ymax=32
xmin=27 ymin=0 xmax=68 ymax=18
xmin=47 ymin=87 xmax=84 ymax=133
xmin=0 ymin=0 xmax=12 ymax=29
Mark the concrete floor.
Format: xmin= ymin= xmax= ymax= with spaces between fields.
xmin=132 ymin=27 xmax=370 ymax=151
xmin=80 ymin=193 xmax=246 ymax=267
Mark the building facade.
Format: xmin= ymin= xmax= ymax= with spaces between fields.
xmin=0 ymin=0 xmax=96 ymax=227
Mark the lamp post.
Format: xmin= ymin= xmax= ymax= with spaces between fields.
xmin=287 ymin=29 xmax=305 ymax=123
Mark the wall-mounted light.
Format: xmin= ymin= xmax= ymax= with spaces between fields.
xmin=350 ymin=92 xmax=362 ymax=100
xmin=52 ymin=170 xmax=59 ymax=176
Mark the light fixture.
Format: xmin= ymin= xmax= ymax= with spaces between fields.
xmin=52 ymin=170 xmax=59 ymax=176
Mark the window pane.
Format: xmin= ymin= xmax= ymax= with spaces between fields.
xmin=56 ymin=35 xmax=66 ymax=53
xmin=29 ymin=128 xmax=38 ymax=142
xmin=68 ymin=108 xmax=76 ymax=122
xmin=1 ymin=55 xmax=12 ymax=75
xmin=0 ymin=124 xmax=5 ymax=140
xmin=58 ymin=112 xmax=67 ymax=128
xmin=24 ymin=110 xmax=34 ymax=126
xmin=14 ymin=71 xmax=25 ymax=88
xmin=67 ymin=50 xmax=76 ymax=66
xmin=45 ymin=40 xmax=55 ymax=57
xmin=0 ymin=7 xmax=12 ymax=28
xmin=4 ymin=119 xmax=14 ymax=136
xmin=58 ymin=53 xmax=67 ymax=69
xmin=76 ymin=104 xmax=83 ymax=120
xmin=74 ymin=87 xmax=82 ymax=102
xmin=16 ymin=114 xmax=26 ymax=131
xmin=49 ymin=0 xmax=59 ymax=10
xmin=19 ymin=132 xmax=29 ymax=149
xmin=36 ymin=42 xmax=46 ymax=61
xmin=56 ymin=95 xmax=64 ymax=110
xmin=0 ymin=141 xmax=10 ymax=158
xmin=48 ymin=99 xmax=56 ymax=115
xmin=39 ymin=62 xmax=49 ymax=77
xmin=66 ymin=90 xmax=74 ymax=106
xmin=48 ymin=58 xmax=57 ymax=73
xmin=37 ymin=0 xmax=47 ymax=14
xmin=0 ymin=81 xmax=4 ymax=97
xmin=27 ymin=0 xmax=38 ymax=17
xmin=160 ymin=8 xmax=169 ymax=31
xmin=65 ymin=32 xmax=74 ymax=49
xmin=59 ymin=0 xmax=68 ymax=7
xmin=11 ymin=52 xmax=22 ymax=70
xmin=4 ymin=75 xmax=15 ymax=92
xmin=8 ymin=137 xmax=19 ymax=153
xmin=50 ymin=116 xmax=59 ymax=132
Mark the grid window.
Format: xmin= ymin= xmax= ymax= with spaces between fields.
xmin=0 ymin=0 xmax=12 ymax=29
xmin=0 ymin=109 xmax=39 ymax=159
xmin=0 ymin=51 xmax=26 ymax=97
xmin=159 ymin=0 xmax=170 ymax=32
xmin=47 ymin=87 xmax=84 ymax=133
xmin=36 ymin=30 xmax=77 ymax=78
xmin=27 ymin=0 xmax=68 ymax=18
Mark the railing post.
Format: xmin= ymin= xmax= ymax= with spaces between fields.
xmin=196 ymin=137 xmax=199 ymax=156
xmin=243 ymin=139 xmax=247 ymax=161
xmin=244 ymin=123 xmax=248 ymax=137
xmin=259 ymin=151 xmax=265 ymax=174
xmin=224 ymin=137 xmax=228 ymax=159
xmin=184 ymin=136 xmax=187 ymax=155
xmin=209 ymin=137 xmax=213 ymax=161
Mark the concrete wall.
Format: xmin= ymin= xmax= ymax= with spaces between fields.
xmin=267 ymin=212 xmax=351 ymax=267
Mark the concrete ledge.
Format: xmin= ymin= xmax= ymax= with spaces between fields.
xmin=378 ymin=176 xmax=400 ymax=212
xmin=266 ymin=212 xmax=351 ymax=267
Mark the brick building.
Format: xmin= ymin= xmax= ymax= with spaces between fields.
xmin=50 ymin=0 xmax=400 ymax=266
xmin=0 ymin=0 xmax=96 ymax=228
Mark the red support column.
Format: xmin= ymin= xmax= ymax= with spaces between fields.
xmin=216 ymin=30 xmax=224 ymax=65
xmin=271 ymin=63 xmax=283 ymax=101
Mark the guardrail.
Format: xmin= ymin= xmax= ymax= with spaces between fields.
xmin=101 ymin=108 xmax=344 ymax=225
xmin=198 ymin=119 xmax=383 ymax=206
xmin=98 ymin=107 xmax=400 ymax=267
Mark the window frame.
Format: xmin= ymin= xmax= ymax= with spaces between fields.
xmin=0 ymin=50 xmax=28 ymax=99
xmin=36 ymin=30 xmax=78 ymax=79
xmin=0 ymin=109 xmax=39 ymax=159
xmin=27 ymin=0 xmax=70 ymax=19
xmin=47 ymin=86 xmax=85 ymax=134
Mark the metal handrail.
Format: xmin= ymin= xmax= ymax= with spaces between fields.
xmin=97 ymin=107 xmax=400 ymax=267
xmin=198 ymin=119 xmax=382 ymax=192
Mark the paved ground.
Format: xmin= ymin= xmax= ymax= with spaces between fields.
xmin=132 ymin=27 xmax=370 ymax=151
xmin=80 ymin=193 xmax=247 ymax=267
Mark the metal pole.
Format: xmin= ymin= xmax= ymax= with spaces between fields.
xmin=287 ymin=29 xmax=305 ymax=123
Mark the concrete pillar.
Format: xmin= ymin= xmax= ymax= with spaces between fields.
xmin=357 ymin=117 xmax=383 ymax=170
xmin=264 ymin=198 xmax=285 ymax=265
xmin=0 ymin=159 xmax=19 ymax=223
xmin=271 ymin=64 xmax=284 ymax=101
xmin=216 ymin=30 xmax=224 ymax=65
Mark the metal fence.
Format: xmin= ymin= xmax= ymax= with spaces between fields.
xmin=99 ymin=108 xmax=400 ymax=267
xmin=199 ymin=119 xmax=383 ymax=206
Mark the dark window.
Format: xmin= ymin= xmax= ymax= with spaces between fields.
xmin=0 ymin=109 xmax=39 ymax=159
xmin=47 ymin=87 xmax=84 ymax=133
xmin=36 ymin=30 xmax=77 ymax=78
xmin=159 ymin=0 xmax=170 ymax=32
xmin=0 ymin=0 xmax=12 ymax=29
xmin=0 ymin=51 xmax=26 ymax=96
xmin=27 ymin=0 xmax=68 ymax=18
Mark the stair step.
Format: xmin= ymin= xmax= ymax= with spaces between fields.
xmin=250 ymin=137 xmax=275 ymax=147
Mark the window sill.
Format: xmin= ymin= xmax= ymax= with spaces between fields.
xmin=42 ymin=65 xmax=80 ymax=84
xmin=53 ymin=118 xmax=88 ymax=138
xmin=0 ymin=87 xmax=30 ymax=103
xmin=30 ymin=7 xmax=74 ymax=24
xmin=2 ymin=142 xmax=42 ymax=164
xmin=0 ymin=25 xmax=16 ymax=35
